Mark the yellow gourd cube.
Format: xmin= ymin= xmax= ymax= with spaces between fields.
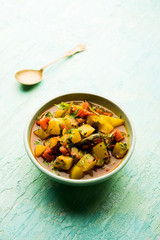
xmin=34 ymin=129 xmax=50 ymax=140
xmin=54 ymin=155 xmax=73 ymax=170
xmin=76 ymin=154 xmax=96 ymax=172
xmin=63 ymin=115 xmax=77 ymax=129
xmin=112 ymin=142 xmax=128 ymax=159
xmin=86 ymin=115 xmax=99 ymax=125
xmin=78 ymin=124 xmax=95 ymax=137
xmin=50 ymin=137 xmax=59 ymax=148
xmin=35 ymin=145 xmax=46 ymax=157
xmin=109 ymin=117 xmax=124 ymax=127
xmin=60 ymin=134 xmax=69 ymax=143
xmin=98 ymin=115 xmax=114 ymax=134
xmin=70 ymin=165 xmax=84 ymax=179
xmin=98 ymin=115 xmax=110 ymax=124
xmin=93 ymin=142 xmax=109 ymax=159
xmin=55 ymin=109 xmax=66 ymax=118
xmin=98 ymin=122 xmax=113 ymax=134
xmin=98 ymin=115 xmax=124 ymax=127
xmin=69 ymin=129 xmax=81 ymax=144
xmin=48 ymin=118 xmax=62 ymax=135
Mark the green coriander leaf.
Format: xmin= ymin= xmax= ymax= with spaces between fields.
xmin=69 ymin=135 xmax=73 ymax=139
xmin=43 ymin=160 xmax=49 ymax=166
xmin=58 ymin=102 xmax=69 ymax=110
xmin=70 ymin=110 xmax=78 ymax=119
xmin=119 ymin=142 xmax=127 ymax=150
xmin=67 ymin=129 xmax=72 ymax=134
xmin=35 ymin=139 xmax=41 ymax=145
xmin=45 ymin=112 xmax=53 ymax=118
xmin=36 ymin=115 xmax=41 ymax=120
xmin=55 ymin=162 xmax=60 ymax=165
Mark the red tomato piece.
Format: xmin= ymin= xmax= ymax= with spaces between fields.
xmin=42 ymin=147 xmax=55 ymax=162
xmin=111 ymin=128 xmax=124 ymax=142
xmin=96 ymin=108 xmax=103 ymax=114
xmin=82 ymin=102 xmax=89 ymax=110
xmin=102 ymin=112 xmax=113 ymax=117
xmin=61 ymin=123 xmax=68 ymax=130
xmin=37 ymin=117 xmax=50 ymax=130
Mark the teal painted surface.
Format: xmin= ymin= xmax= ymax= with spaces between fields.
xmin=0 ymin=0 xmax=160 ymax=239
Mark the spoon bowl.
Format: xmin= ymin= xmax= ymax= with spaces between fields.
xmin=15 ymin=69 xmax=43 ymax=85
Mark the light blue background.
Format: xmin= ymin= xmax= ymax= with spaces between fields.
xmin=0 ymin=1 xmax=160 ymax=239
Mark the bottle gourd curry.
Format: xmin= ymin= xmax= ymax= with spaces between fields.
xmin=30 ymin=101 xmax=129 ymax=180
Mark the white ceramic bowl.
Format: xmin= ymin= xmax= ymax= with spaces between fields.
xmin=24 ymin=93 xmax=135 ymax=186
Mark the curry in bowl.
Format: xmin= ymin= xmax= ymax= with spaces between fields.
xmin=30 ymin=101 xmax=129 ymax=180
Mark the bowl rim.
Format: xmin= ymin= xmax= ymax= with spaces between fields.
xmin=24 ymin=92 xmax=136 ymax=185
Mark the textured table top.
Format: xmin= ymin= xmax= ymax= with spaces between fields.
xmin=0 ymin=1 xmax=160 ymax=239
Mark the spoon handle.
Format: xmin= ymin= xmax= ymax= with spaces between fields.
xmin=41 ymin=44 xmax=86 ymax=70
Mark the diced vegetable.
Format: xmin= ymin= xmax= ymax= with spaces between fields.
xmin=102 ymin=112 xmax=113 ymax=117
xmin=54 ymin=155 xmax=73 ymax=170
xmin=98 ymin=115 xmax=114 ymax=134
xmin=109 ymin=117 xmax=124 ymax=127
xmin=95 ymin=158 xmax=105 ymax=167
xmin=50 ymin=137 xmax=59 ymax=148
xmin=96 ymin=108 xmax=103 ymax=114
xmin=55 ymin=109 xmax=66 ymax=118
xmin=48 ymin=118 xmax=62 ymax=135
xmin=60 ymin=134 xmax=69 ymax=143
xmin=112 ymin=142 xmax=128 ymax=159
xmin=76 ymin=118 xmax=85 ymax=125
xmin=76 ymin=108 xmax=94 ymax=118
xmin=42 ymin=147 xmax=55 ymax=162
xmin=86 ymin=115 xmax=99 ymax=125
xmin=98 ymin=115 xmax=124 ymax=127
xmin=76 ymin=154 xmax=96 ymax=172
xmin=70 ymin=165 xmax=84 ymax=179
xmin=82 ymin=102 xmax=89 ymax=110
xmin=61 ymin=123 xmax=68 ymax=130
xmin=78 ymin=124 xmax=95 ymax=137
xmin=111 ymin=128 xmax=124 ymax=142
xmin=63 ymin=115 xmax=77 ymax=129
xmin=62 ymin=128 xmax=67 ymax=135
xmin=59 ymin=146 xmax=68 ymax=155
xmin=34 ymin=129 xmax=50 ymax=140
xmin=93 ymin=142 xmax=109 ymax=159
xmin=105 ymin=134 xmax=114 ymax=147
xmin=44 ymin=138 xmax=51 ymax=147
xmin=98 ymin=122 xmax=113 ymax=134
xmin=37 ymin=117 xmax=50 ymax=130
xmin=69 ymin=129 xmax=81 ymax=144
xmin=35 ymin=145 xmax=46 ymax=157
xmin=98 ymin=115 xmax=109 ymax=124
xmin=71 ymin=147 xmax=83 ymax=161
xmin=65 ymin=101 xmax=73 ymax=115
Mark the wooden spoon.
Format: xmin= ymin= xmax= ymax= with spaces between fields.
xmin=15 ymin=44 xmax=86 ymax=85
